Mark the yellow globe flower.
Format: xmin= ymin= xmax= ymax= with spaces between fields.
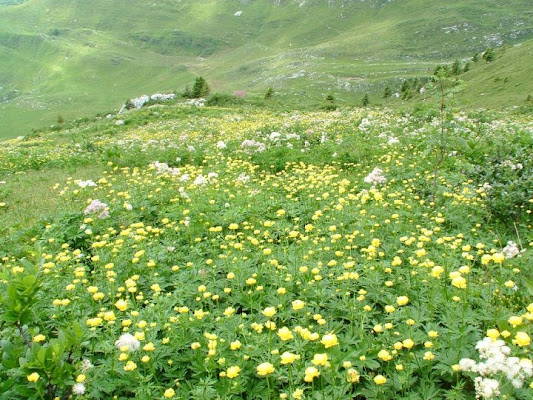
xmin=226 ymin=366 xmax=241 ymax=378
xmin=280 ymin=352 xmax=300 ymax=365
xmin=277 ymin=327 xmax=294 ymax=341
xmin=304 ymin=366 xmax=320 ymax=382
xmin=257 ymin=362 xmax=275 ymax=376
xmin=163 ymin=388 xmax=175 ymax=398
xmin=514 ymin=332 xmax=530 ymax=347
xmin=115 ymin=299 xmax=128 ymax=311
xmin=262 ymin=307 xmax=277 ymax=317
xmin=292 ymin=300 xmax=306 ymax=310
xmin=311 ymin=353 xmax=328 ymax=366
xmin=27 ymin=372 xmax=40 ymax=382
xmin=347 ymin=368 xmax=360 ymax=383
xmin=321 ymin=333 xmax=339 ymax=348
xmin=451 ymin=276 xmax=467 ymax=289
xmin=374 ymin=375 xmax=387 ymax=385
xmin=396 ymin=296 xmax=409 ymax=306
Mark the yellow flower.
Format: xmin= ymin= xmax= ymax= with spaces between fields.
xmin=508 ymin=316 xmax=523 ymax=328
xmin=292 ymin=388 xmax=305 ymax=399
xmin=27 ymin=372 xmax=40 ymax=382
xmin=280 ymin=352 xmax=300 ymax=365
xmin=402 ymin=339 xmax=414 ymax=349
xmin=292 ymin=300 xmax=306 ymax=310
xmin=262 ymin=307 xmax=277 ymax=317
xmin=191 ymin=342 xmax=201 ymax=350
xmin=374 ymin=375 xmax=387 ymax=385
xmin=312 ymin=353 xmax=328 ymax=366
xmin=385 ymin=305 xmax=396 ymax=313
xmin=33 ymin=334 xmax=46 ymax=343
xmin=396 ymin=296 xmax=409 ymax=306
xmin=486 ymin=329 xmax=500 ymax=340
xmin=124 ymin=361 xmax=137 ymax=371
xmin=428 ymin=331 xmax=439 ymax=338
xmin=321 ymin=333 xmax=339 ymax=348
xmin=76 ymin=374 xmax=86 ymax=383
xmin=230 ymin=340 xmax=242 ymax=350
xmin=514 ymin=332 xmax=530 ymax=347
xmin=451 ymin=276 xmax=467 ymax=289
xmin=115 ymin=299 xmax=128 ymax=311
xmin=492 ymin=253 xmax=505 ymax=263
xmin=163 ymin=388 xmax=175 ymax=398
xmin=143 ymin=342 xmax=155 ymax=351
xmin=257 ymin=362 xmax=275 ymax=376
xmin=377 ymin=350 xmax=392 ymax=361
xmin=347 ymin=368 xmax=360 ymax=383
xmin=277 ymin=327 xmax=294 ymax=341
xmin=423 ymin=351 xmax=435 ymax=361
xmin=226 ymin=366 xmax=241 ymax=378
xmin=431 ymin=265 xmax=444 ymax=278
xmin=304 ymin=366 xmax=320 ymax=382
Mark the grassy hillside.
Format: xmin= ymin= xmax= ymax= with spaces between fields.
xmin=455 ymin=40 xmax=533 ymax=108
xmin=0 ymin=0 xmax=532 ymax=138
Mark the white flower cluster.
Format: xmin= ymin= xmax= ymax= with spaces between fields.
xmin=115 ymin=333 xmax=140 ymax=352
xmin=459 ymin=337 xmax=533 ymax=398
xmin=193 ymin=172 xmax=217 ymax=186
xmin=501 ymin=160 xmax=523 ymax=170
xmin=150 ymin=161 xmax=180 ymax=176
xmin=241 ymin=139 xmax=266 ymax=154
xmin=84 ymin=199 xmax=109 ymax=219
xmin=216 ymin=141 xmax=227 ymax=149
xmin=76 ymin=179 xmax=97 ymax=188
xmin=474 ymin=377 xmax=499 ymax=399
xmin=186 ymin=98 xmax=206 ymax=107
xmin=502 ymin=241 xmax=521 ymax=259
xmin=363 ymin=167 xmax=386 ymax=185
xmin=268 ymin=131 xmax=281 ymax=142
xmin=235 ymin=173 xmax=250 ymax=184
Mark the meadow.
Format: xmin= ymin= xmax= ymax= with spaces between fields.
xmin=0 ymin=101 xmax=532 ymax=399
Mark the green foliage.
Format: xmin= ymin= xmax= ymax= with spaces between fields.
xmin=205 ymin=92 xmax=243 ymax=106
xmin=361 ymin=93 xmax=370 ymax=106
xmin=451 ymin=59 xmax=462 ymax=76
xmin=383 ymin=85 xmax=392 ymax=99
xmin=191 ymin=76 xmax=210 ymax=98
xmin=264 ymin=87 xmax=274 ymax=100
xmin=483 ymin=48 xmax=496 ymax=63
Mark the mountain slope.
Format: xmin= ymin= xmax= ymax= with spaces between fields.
xmin=0 ymin=0 xmax=532 ymax=138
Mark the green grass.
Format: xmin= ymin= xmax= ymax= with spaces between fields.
xmin=0 ymin=0 xmax=532 ymax=138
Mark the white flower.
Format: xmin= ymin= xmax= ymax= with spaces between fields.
xmin=236 ymin=173 xmax=250 ymax=184
xmin=216 ymin=141 xmax=227 ymax=149
xmin=80 ymin=359 xmax=93 ymax=372
xmin=364 ymin=167 xmax=386 ymax=185
xmin=194 ymin=175 xmax=208 ymax=186
xmin=269 ymin=132 xmax=281 ymax=142
xmin=115 ymin=333 xmax=140 ymax=351
xmin=207 ymin=172 xmax=218 ymax=179
xmin=502 ymin=241 xmax=520 ymax=259
xmin=72 ymin=383 xmax=86 ymax=395
xmin=474 ymin=377 xmax=500 ymax=399
xmin=84 ymin=199 xmax=109 ymax=219
xmin=459 ymin=358 xmax=478 ymax=372
xmin=76 ymin=180 xmax=97 ymax=188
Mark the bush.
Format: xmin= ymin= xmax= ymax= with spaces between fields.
xmin=205 ymin=93 xmax=244 ymax=107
